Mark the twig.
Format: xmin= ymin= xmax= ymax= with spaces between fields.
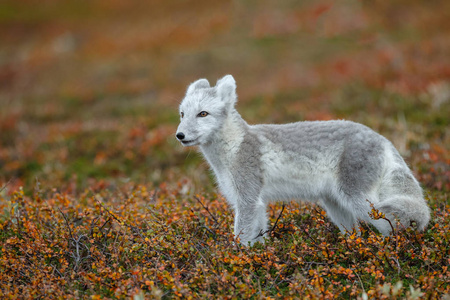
xmin=95 ymin=195 xmax=148 ymax=243
xmin=70 ymin=234 xmax=89 ymax=271
xmin=267 ymin=264 xmax=286 ymax=291
xmin=57 ymin=207 xmax=74 ymax=240
xmin=0 ymin=178 xmax=12 ymax=193
xmin=270 ymin=204 xmax=286 ymax=233
xmin=99 ymin=217 xmax=111 ymax=233
xmin=255 ymin=204 xmax=286 ymax=238
xmin=95 ymin=196 xmax=122 ymax=224
xmin=383 ymin=253 xmax=396 ymax=272
xmin=34 ymin=177 xmax=41 ymax=197
xmin=366 ymin=199 xmax=396 ymax=235
xmin=353 ymin=269 xmax=365 ymax=294
xmin=57 ymin=209 xmax=92 ymax=272
xmin=383 ymin=216 xmax=395 ymax=235
xmin=194 ymin=196 xmax=219 ymax=226
xmin=51 ymin=264 xmax=63 ymax=278
xmin=150 ymin=189 xmax=158 ymax=202
xmin=390 ymin=256 xmax=401 ymax=274
xmin=302 ymin=224 xmax=319 ymax=247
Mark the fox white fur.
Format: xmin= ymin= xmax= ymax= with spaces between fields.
xmin=176 ymin=75 xmax=430 ymax=246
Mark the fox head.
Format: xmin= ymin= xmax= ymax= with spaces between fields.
xmin=176 ymin=75 xmax=237 ymax=146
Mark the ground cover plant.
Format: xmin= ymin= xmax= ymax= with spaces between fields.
xmin=1 ymin=0 xmax=449 ymax=298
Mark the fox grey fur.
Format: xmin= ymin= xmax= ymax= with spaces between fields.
xmin=176 ymin=75 xmax=430 ymax=245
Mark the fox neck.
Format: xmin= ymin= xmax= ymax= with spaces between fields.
xmin=199 ymin=108 xmax=247 ymax=172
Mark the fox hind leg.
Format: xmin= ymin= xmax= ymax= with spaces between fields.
xmin=321 ymin=197 xmax=360 ymax=235
xmin=375 ymin=168 xmax=430 ymax=233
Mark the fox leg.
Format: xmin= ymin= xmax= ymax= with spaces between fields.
xmin=321 ymin=197 xmax=359 ymax=234
xmin=234 ymin=198 xmax=268 ymax=246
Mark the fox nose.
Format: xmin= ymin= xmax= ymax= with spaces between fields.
xmin=176 ymin=132 xmax=185 ymax=140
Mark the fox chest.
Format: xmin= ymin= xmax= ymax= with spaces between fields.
xmin=214 ymin=170 xmax=240 ymax=209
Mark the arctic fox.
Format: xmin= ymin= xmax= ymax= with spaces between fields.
xmin=176 ymin=75 xmax=430 ymax=245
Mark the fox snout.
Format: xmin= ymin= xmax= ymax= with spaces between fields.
xmin=176 ymin=131 xmax=198 ymax=146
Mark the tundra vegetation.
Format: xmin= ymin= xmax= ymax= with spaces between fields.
xmin=0 ymin=0 xmax=449 ymax=299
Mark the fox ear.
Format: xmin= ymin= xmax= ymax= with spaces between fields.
xmin=186 ymin=78 xmax=210 ymax=94
xmin=216 ymin=75 xmax=236 ymax=105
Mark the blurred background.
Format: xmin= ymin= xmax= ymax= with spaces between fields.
xmin=0 ymin=0 xmax=449 ymax=194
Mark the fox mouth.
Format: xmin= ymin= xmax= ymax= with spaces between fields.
xmin=181 ymin=139 xmax=198 ymax=146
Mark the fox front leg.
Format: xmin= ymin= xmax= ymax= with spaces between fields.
xmin=234 ymin=200 xmax=268 ymax=246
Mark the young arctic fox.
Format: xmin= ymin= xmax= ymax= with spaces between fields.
xmin=176 ymin=75 xmax=430 ymax=246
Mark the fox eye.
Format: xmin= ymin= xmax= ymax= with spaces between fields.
xmin=198 ymin=111 xmax=209 ymax=117
xmin=180 ymin=112 xmax=184 ymax=118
